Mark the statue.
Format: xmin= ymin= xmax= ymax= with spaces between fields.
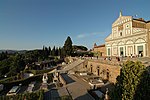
xmin=41 ymin=73 xmax=48 ymax=90
xmin=105 ymin=88 xmax=110 ymax=100
xmin=42 ymin=73 xmax=48 ymax=84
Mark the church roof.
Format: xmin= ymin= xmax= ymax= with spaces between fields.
xmin=133 ymin=18 xmax=150 ymax=23
xmin=133 ymin=18 xmax=146 ymax=22
xmin=94 ymin=44 xmax=105 ymax=48
xmin=146 ymin=21 xmax=150 ymax=23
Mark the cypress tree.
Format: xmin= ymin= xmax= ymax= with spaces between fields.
xmin=63 ymin=36 xmax=73 ymax=56
xmin=111 ymin=61 xmax=150 ymax=100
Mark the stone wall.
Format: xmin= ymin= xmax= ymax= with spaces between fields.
xmin=70 ymin=59 xmax=121 ymax=83
xmin=86 ymin=60 xmax=121 ymax=83
xmin=146 ymin=23 xmax=150 ymax=57
xmin=70 ymin=60 xmax=88 ymax=72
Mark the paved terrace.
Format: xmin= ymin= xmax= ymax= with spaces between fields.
xmin=61 ymin=74 xmax=94 ymax=100
xmin=45 ymin=74 xmax=94 ymax=100
xmin=81 ymin=57 xmax=150 ymax=66
xmin=58 ymin=59 xmax=85 ymax=73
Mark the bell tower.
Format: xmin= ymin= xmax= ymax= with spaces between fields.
xmin=119 ymin=10 xmax=122 ymax=17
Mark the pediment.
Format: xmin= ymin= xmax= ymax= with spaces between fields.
xmin=126 ymin=40 xmax=134 ymax=44
xmin=112 ymin=16 xmax=132 ymax=27
xmin=135 ymin=38 xmax=145 ymax=43
xmin=105 ymin=33 xmax=112 ymax=41
xmin=118 ymin=41 xmax=124 ymax=46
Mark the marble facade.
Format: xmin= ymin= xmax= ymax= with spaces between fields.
xmin=105 ymin=12 xmax=150 ymax=57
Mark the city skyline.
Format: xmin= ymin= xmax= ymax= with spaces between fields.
xmin=0 ymin=0 xmax=150 ymax=50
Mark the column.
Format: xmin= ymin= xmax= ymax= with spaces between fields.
xmin=111 ymin=46 xmax=112 ymax=56
xmin=145 ymin=44 xmax=147 ymax=57
xmin=117 ymin=46 xmax=118 ymax=56
xmin=134 ymin=44 xmax=136 ymax=56
xmin=125 ymin=45 xmax=126 ymax=56
xmin=126 ymin=45 xmax=128 ymax=56
xmin=118 ymin=46 xmax=120 ymax=56
xmin=143 ymin=44 xmax=146 ymax=57
xmin=123 ymin=46 xmax=125 ymax=56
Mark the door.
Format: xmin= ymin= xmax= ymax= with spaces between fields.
xmin=120 ymin=47 xmax=123 ymax=56
xmin=137 ymin=46 xmax=143 ymax=57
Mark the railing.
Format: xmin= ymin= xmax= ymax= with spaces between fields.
xmin=82 ymin=57 xmax=122 ymax=66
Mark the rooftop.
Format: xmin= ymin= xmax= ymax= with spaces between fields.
xmin=133 ymin=18 xmax=150 ymax=23
xmin=94 ymin=44 xmax=105 ymax=48
xmin=9 ymin=86 xmax=19 ymax=93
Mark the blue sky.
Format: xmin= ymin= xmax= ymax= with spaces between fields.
xmin=0 ymin=0 xmax=150 ymax=50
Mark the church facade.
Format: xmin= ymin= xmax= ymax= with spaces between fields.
xmin=105 ymin=12 xmax=150 ymax=57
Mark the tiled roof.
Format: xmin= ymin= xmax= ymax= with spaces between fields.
xmin=133 ymin=18 xmax=150 ymax=23
xmin=94 ymin=44 xmax=105 ymax=48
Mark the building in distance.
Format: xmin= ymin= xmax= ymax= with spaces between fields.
xmin=93 ymin=43 xmax=106 ymax=57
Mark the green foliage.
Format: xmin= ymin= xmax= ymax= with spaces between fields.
xmin=0 ymin=52 xmax=8 ymax=61
xmin=63 ymin=36 xmax=73 ymax=56
xmin=26 ymin=68 xmax=55 ymax=75
xmin=72 ymin=45 xmax=88 ymax=51
xmin=59 ymin=95 xmax=72 ymax=100
xmin=110 ymin=61 xmax=150 ymax=100
xmin=0 ymin=74 xmax=42 ymax=86
xmin=0 ymin=53 xmax=26 ymax=78
xmin=0 ymin=47 xmax=62 ymax=79
xmin=133 ymin=66 xmax=150 ymax=100
xmin=52 ymin=46 xmax=56 ymax=56
xmin=0 ymin=90 xmax=44 ymax=100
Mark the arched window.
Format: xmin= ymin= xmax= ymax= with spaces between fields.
xmin=120 ymin=32 xmax=122 ymax=36
xmin=85 ymin=65 xmax=87 ymax=68
xmin=107 ymin=69 xmax=109 ymax=80
xmin=97 ymin=66 xmax=100 ymax=76
xmin=90 ymin=64 xmax=93 ymax=73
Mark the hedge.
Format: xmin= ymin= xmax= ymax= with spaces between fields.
xmin=0 ymin=73 xmax=53 ymax=93
xmin=0 ymin=90 xmax=44 ymax=100
xmin=26 ymin=68 xmax=55 ymax=75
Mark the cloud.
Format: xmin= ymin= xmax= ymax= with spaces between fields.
xmin=77 ymin=32 xmax=103 ymax=39
xmin=77 ymin=34 xmax=88 ymax=38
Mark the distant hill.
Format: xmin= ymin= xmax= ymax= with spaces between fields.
xmin=0 ymin=50 xmax=27 ymax=54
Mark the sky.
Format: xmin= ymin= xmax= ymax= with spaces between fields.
xmin=0 ymin=0 xmax=150 ymax=50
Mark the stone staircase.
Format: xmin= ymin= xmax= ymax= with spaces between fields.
xmin=60 ymin=59 xmax=85 ymax=73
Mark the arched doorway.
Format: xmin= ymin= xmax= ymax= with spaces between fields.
xmin=97 ymin=66 xmax=100 ymax=76
xmin=90 ymin=64 xmax=93 ymax=73
xmin=106 ymin=69 xmax=109 ymax=80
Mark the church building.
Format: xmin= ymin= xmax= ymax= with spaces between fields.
xmin=105 ymin=12 xmax=150 ymax=57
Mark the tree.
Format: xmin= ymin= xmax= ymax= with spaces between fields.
xmin=72 ymin=45 xmax=88 ymax=51
xmin=63 ymin=36 xmax=73 ymax=56
xmin=48 ymin=46 xmax=52 ymax=55
xmin=134 ymin=66 xmax=150 ymax=100
xmin=52 ymin=46 xmax=56 ymax=56
xmin=60 ymin=47 xmax=65 ymax=58
xmin=0 ymin=52 xmax=8 ymax=61
xmin=111 ymin=61 xmax=150 ymax=100
xmin=44 ymin=46 xmax=49 ymax=58
xmin=58 ymin=47 xmax=62 ymax=56
xmin=55 ymin=47 xmax=59 ymax=56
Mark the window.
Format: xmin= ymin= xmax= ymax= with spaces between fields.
xmin=120 ymin=32 xmax=122 ymax=36
xmin=108 ymin=48 xmax=110 ymax=56
xmin=137 ymin=46 xmax=143 ymax=56
xmin=126 ymin=30 xmax=128 ymax=34
xmin=85 ymin=65 xmax=87 ymax=68
xmin=128 ymin=30 xmax=130 ymax=34
xmin=120 ymin=47 xmax=123 ymax=56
